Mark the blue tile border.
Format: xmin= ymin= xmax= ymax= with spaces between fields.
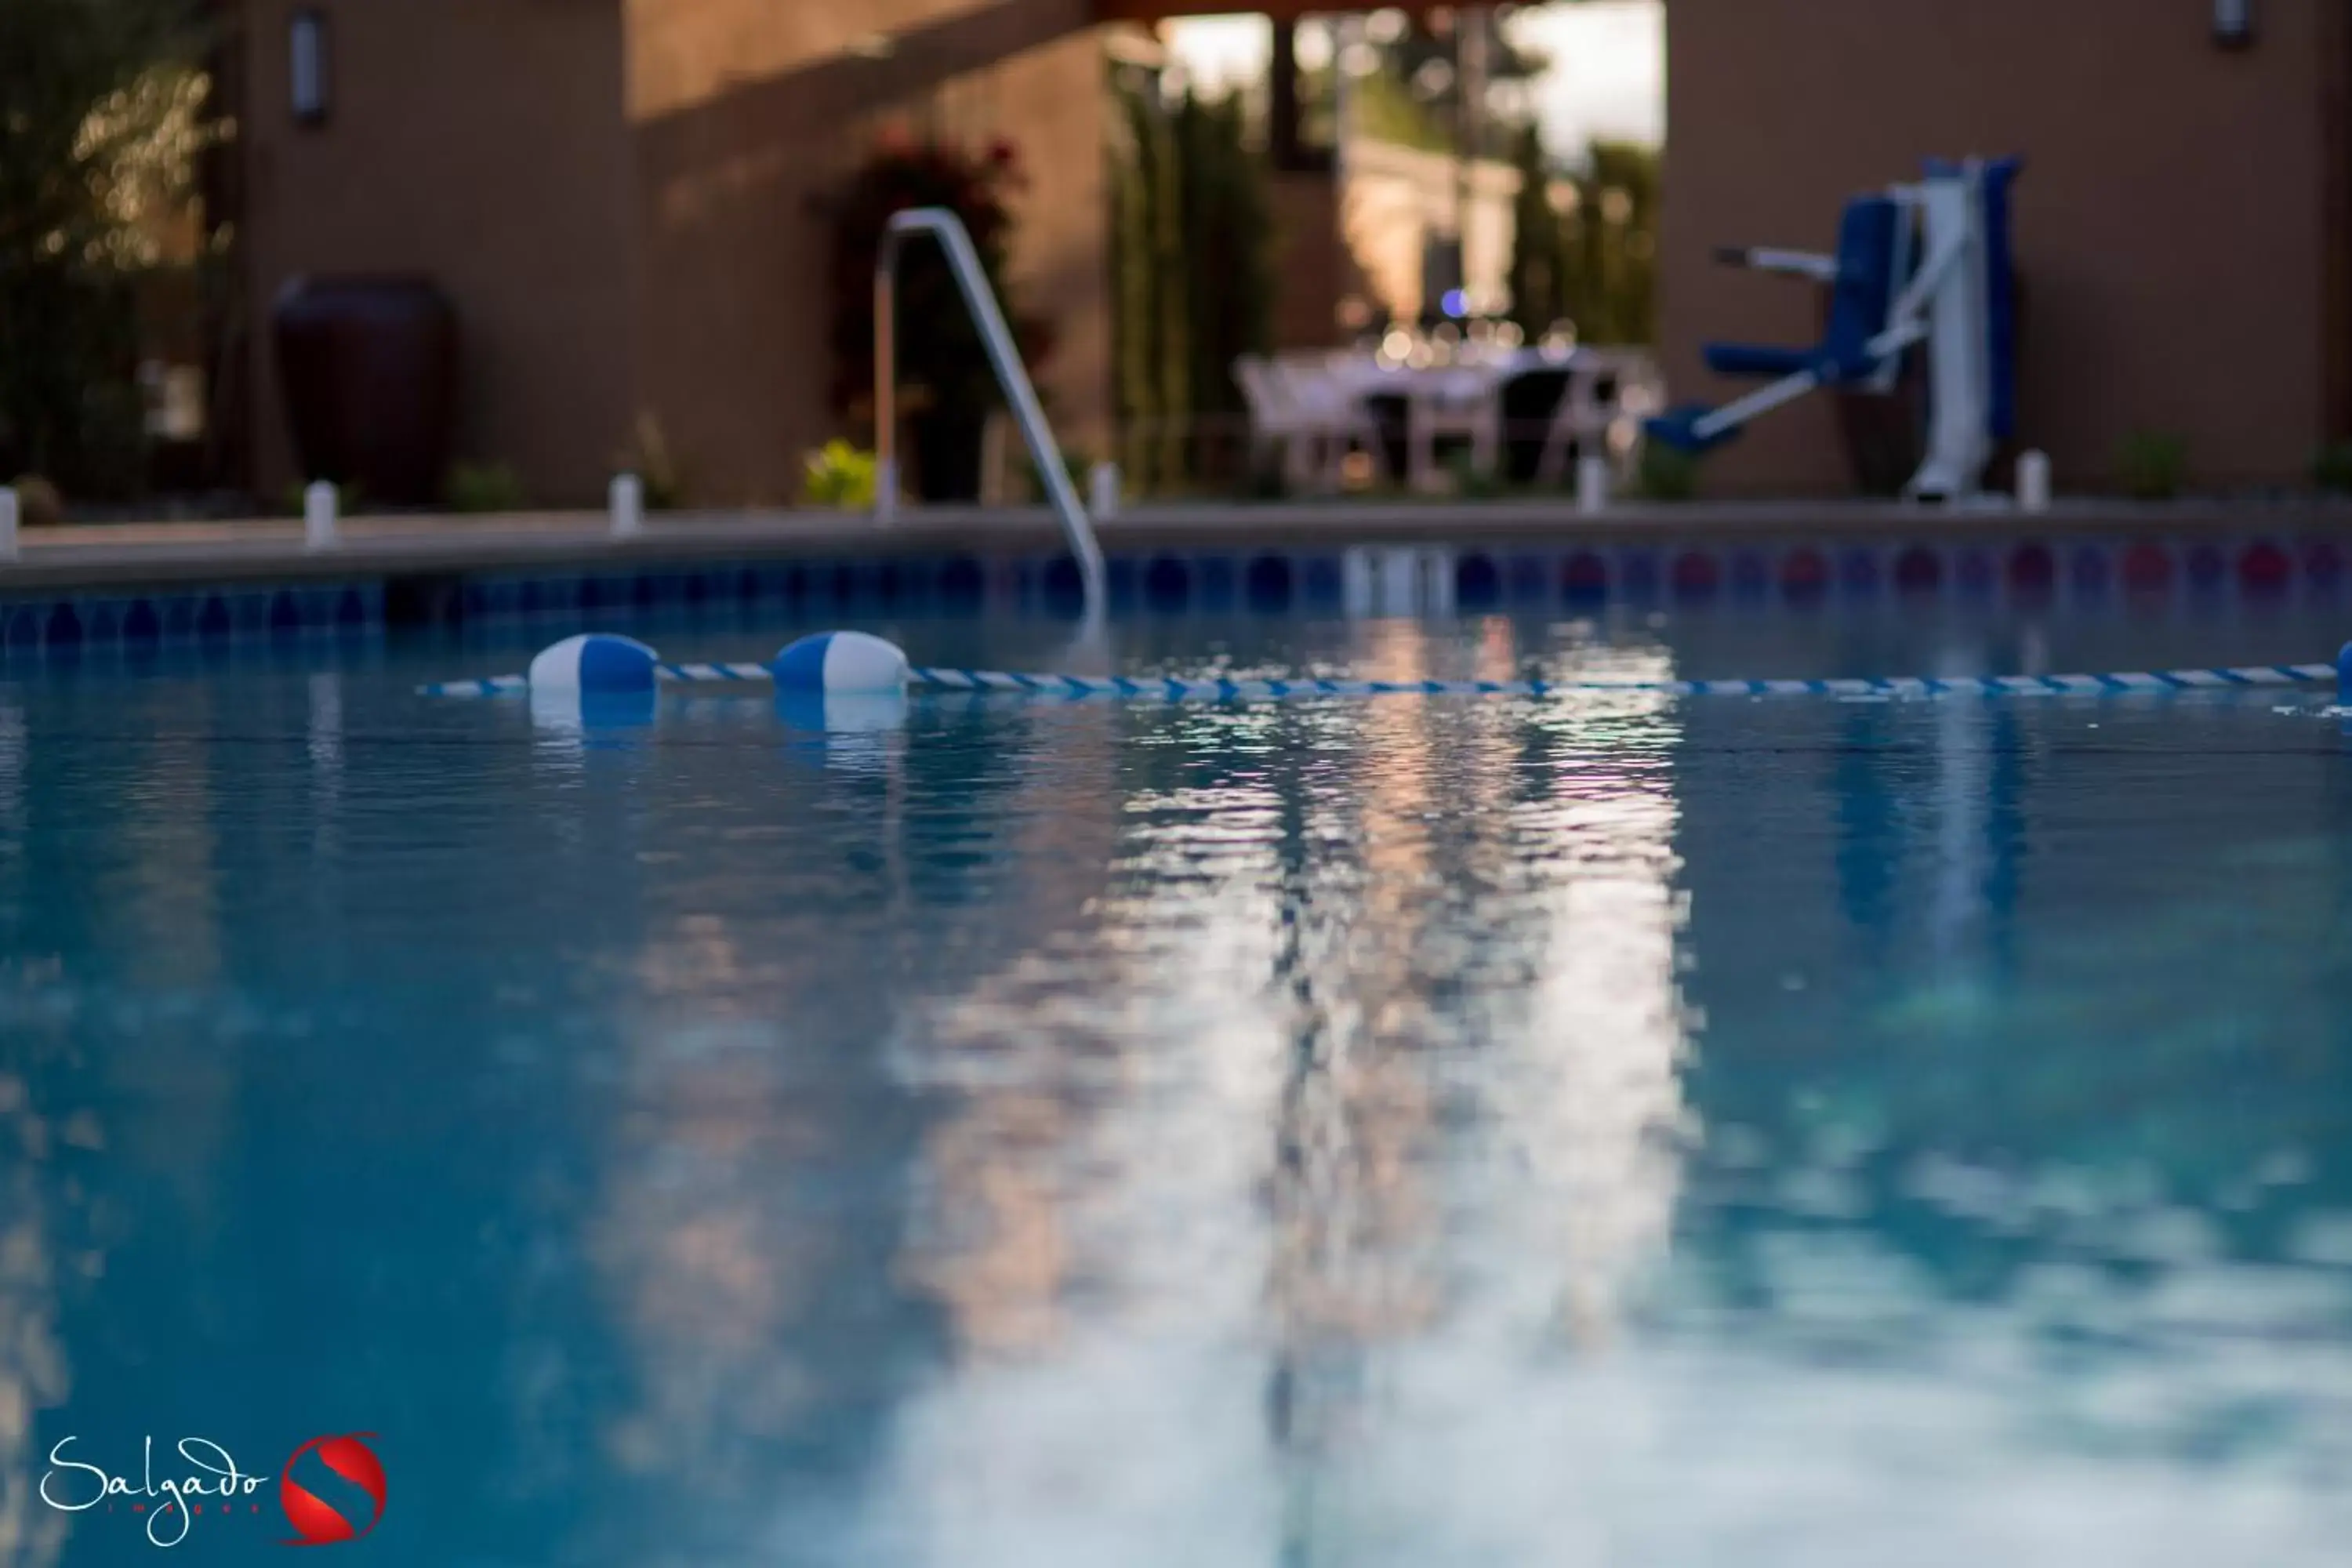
xmin=2 ymin=531 xmax=2345 ymax=661
xmin=0 ymin=579 xmax=386 ymax=661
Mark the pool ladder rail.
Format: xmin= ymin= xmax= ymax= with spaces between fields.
xmin=872 ymin=207 xmax=1105 ymax=634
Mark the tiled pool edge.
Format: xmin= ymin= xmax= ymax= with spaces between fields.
xmin=5 ymin=501 xmax=2352 ymax=657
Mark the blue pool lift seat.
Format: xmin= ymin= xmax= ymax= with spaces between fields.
xmin=1649 ymin=157 xmax=2024 ymax=503
xmin=1704 ymin=196 xmax=1903 ymax=385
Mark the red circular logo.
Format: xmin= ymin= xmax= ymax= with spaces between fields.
xmin=278 ymin=1434 xmax=386 ymax=1547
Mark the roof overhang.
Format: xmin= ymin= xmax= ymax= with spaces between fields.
xmin=1096 ymin=1 xmax=1459 ymax=23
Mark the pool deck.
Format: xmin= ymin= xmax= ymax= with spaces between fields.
xmin=5 ymin=498 xmax=2350 ymax=594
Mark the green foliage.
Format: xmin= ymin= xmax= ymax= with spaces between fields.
xmin=2117 ymin=430 xmax=2188 ymax=500
xmin=1362 ymin=15 xmax=1549 ymax=126
xmin=1351 ymin=70 xmax=1453 ymax=154
xmin=0 ymin=0 xmax=215 ymax=494
xmin=1570 ymin=141 xmax=1660 ymax=345
xmin=446 ymin=462 xmax=527 ymax=514
xmin=801 ymin=440 xmax=877 ymax=508
xmin=1506 ymin=122 xmax=1567 ymax=337
xmin=1110 ymin=84 xmax=1162 ymax=492
xmin=1175 ymin=92 xmax=1270 ymax=474
xmin=1448 ymin=445 xmax=1505 ymax=501
xmin=2313 ymin=441 xmax=2352 ymax=495
xmin=1142 ymin=89 xmax=1188 ymax=489
xmin=1635 ymin=440 xmax=1701 ymax=502
xmin=1012 ymin=441 xmax=1088 ymax=504
xmin=620 ymin=413 xmax=685 ymax=510
xmin=1506 ymin=130 xmax=1660 ymax=346
xmin=1109 ymin=67 xmax=1273 ymax=495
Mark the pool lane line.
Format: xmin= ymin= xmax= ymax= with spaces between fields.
xmin=905 ymin=664 xmax=2339 ymax=700
xmin=417 ymin=662 xmax=2341 ymax=701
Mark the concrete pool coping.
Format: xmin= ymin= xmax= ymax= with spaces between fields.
xmin=5 ymin=498 xmax=2352 ymax=595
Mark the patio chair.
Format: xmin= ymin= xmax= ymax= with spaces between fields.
xmin=1282 ymin=355 xmax=1392 ymax=489
xmin=1648 ymin=157 xmax=2021 ymax=503
xmin=1235 ymin=354 xmax=1312 ymax=491
xmin=1236 ymin=354 xmax=1385 ymax=493
xmin=1403 ymin=365 xmax=1501 ymax=492
xmin=1526 ymin=358 xmax=1625 ymax=487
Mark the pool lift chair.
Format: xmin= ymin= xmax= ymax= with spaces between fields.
xmin=1647 ymin=157 xmax=2021 ymax=503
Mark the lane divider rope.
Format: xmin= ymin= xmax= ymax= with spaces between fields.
xmin=419 ymin=661 xmax=2341 ymax=701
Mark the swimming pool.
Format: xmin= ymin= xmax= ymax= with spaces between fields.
xmin=6 ymin=586 xmax=2352 ymax=1564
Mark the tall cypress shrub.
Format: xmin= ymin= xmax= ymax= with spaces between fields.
xmin=1108 ymin=71 xmax=1271 ymax=494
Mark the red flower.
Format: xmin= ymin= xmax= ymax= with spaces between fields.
xmin=986 ymin=137 xmax=1018 ymax=169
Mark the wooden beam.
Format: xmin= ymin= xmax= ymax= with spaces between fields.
xmin=1095 ymin=0 xmax=1457 ymax=23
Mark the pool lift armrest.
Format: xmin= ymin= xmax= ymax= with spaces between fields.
xmin=1711 ymin=245 xmax=1842 ymax=283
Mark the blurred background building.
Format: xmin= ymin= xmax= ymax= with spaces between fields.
xmin=9 ymin=1 xmax=1657 ymax=510
xmin=9 ymin=2 xmax=2350 ymax=510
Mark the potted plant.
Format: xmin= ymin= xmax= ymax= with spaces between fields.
xmin=828 ymin=135 xmax=1051 ymax=503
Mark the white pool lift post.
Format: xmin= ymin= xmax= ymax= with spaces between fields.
xmin=873 ymin=207 xmax=1106 ymax=639
xmin=1648 ymin=157 xmax=2023 ymax=506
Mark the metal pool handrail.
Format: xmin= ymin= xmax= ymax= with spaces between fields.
xmin=873 ymin=207 xmax=1105 ymax=626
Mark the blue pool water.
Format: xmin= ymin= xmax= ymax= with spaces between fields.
xmin=7 ymin=593 xmax=2352 ymax=1564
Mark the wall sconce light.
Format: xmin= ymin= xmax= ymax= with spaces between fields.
xmin=2214 ymin=0 xmax=2253 ymax=49
xmin=291 ymin=9 xmax=330 ymax=125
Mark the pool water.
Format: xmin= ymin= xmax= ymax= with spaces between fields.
xmin=6 ymin=596 xmax=2352 ymax=1565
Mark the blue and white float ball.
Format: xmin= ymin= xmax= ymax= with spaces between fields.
xmin=528 ymin=633 xmax=659 ymax=695
xmin=772 ymin=631 xmax=910 ymax=695
xmin=531 ymin=682 xmax=658 ymax=739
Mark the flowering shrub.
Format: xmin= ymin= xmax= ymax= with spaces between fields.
xmin=801 ymin=439 xmax=877 ymax=508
